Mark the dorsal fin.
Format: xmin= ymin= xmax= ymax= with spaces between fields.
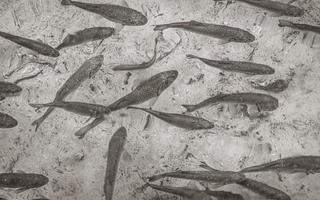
xmin=189 ymin=20 xmax=204 ymax=26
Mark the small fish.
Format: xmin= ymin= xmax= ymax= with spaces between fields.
xmin=154 ymin=20 xmax=255 ymax=43
xmin=127 ymin=106 xmax=214 ymax=130
xmin=145 ymin=183 xmax=212 ymax=200
xmin=251 ymin=79 xmax=289 ymax=92
xmin=29 ymin=101 xmax=111 ymax=118
xmin=279 ymin=20 xmax=320 ymax=34
xmin=0 ymin=173 xmax=48 ymax=192
xmin=56 ymin=27 xmax=115 ymax=50
xmin=31 ymin=55 xmax=103 ymax=131
xmin=204 ymin=189 xmax=244 ymax=200
xmin=148 ymin=170 xmax=245 ymax=185
xmin=0 ymin=81 xmax=22 ymax=101
xmin=237 ymin=178 xmax=290 ymax=200
xmin=104 ymin=127 xmax=127 ymax=200
xmin=240 ymin=155 xmax=320 ymax=174
xmin=182 ymin=92 xmax=279 ymax=112
xmin=61 ymin=0 xmax=147 ymax=26
xmin=107 ymin=70 xmax=178 ymax=111
xmin=0 ymin=31 xmax=59 ymax=57
xmin=112 ymin=38 xmax=158 ymax=71
xmin=186 ymin=54 xmax=275 ymax=75
xmin=0 ymin=112 xmax=18 ymax=128
xmin=230 ymin=0 xmax=304 ymax=17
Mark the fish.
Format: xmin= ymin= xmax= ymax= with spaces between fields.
xmin=104 ymin=127 xmax=127 ymax=200
xmin=112 ymin=38 xmax=158 ymax=71
xmin=0 ymin=112 xmax=18 ymax=128
xmin=61 ymin=0 xmax=147 ymax=26
xmin=145 ymin=183 xmax=212 ymax=200
xmin=186 ymin=54 xmax=275 ymax=75
xmin=0 ymin=31 xmax=59 ymax=57
xmin=240 ymin=155 xmax=320 ymax=174
xmin=56 ymin=27 xmax=115 ymax=50
xmin=31 ymin=55 xmax=103 ymax=131
xmin=154 ymin=20 xmax=255 ymax=43
xmin=148 ymin=170 xmax=246 ymax=185
xmin=237 ymin=178 xmax=291 ymax=200
xmin=182 ymin=92 xmax=279 ymax=112
xmin=127 ymin=106 xmax=214 ymax=130
xmin=278 ymin=20 xmax=320 ymax=34
xmin=204 ymin=189 xmax=244 ymax=200
xmin=29 ymin=101 xmax=111 ymax=118
xmin=251 ymin=79 xmax=289 ymax=92
xmin=229 ymin=0 xmax=304 ymax=17
xmin=0 ymin=173 xmax=48 ymax=192
xmin=0 ymin=81 xmax=22 ymax=101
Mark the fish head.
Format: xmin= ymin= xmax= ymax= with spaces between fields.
xmin=126 ymin=12 xmax=148 ymax=26
xmin=33 ymin=174 xmax=49 ymax=187
xmin=156 ymin=70 xmax=178 ymax=93
xmin=87 ymin=55 xmax=104 ymax=77
xmin=50 ymin=49 xmax=60 ymax=57
xmin=286 ymin=7 xmax=304 ymax=17
xmin=197 ymin=120 xmax=215 ymax=129
xmin=0 ymin=82 xmax=22 ymax=95
xmin=101 ymin=27 xmax=115 ymax=37
xmin=0 ymin=112 xmax=18 ymax=128
xmin=258 ymin=99 xmax=279 ymax=111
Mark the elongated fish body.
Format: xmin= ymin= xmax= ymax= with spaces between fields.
xmin=107 ymin=70 xmax=178 ymax=111
xmin=182 ymin=92 xmax=278 ymax=112
xmin=0 ymin=173 xmax=48 ymax=191
xmin=104 ymin=127 xmax=127 ymax=200
xmin=0 ymin=31 xmax=59 ymax=57
xmin=154 ymin=20 xmax=255 ymax=43
xmin=187 ymin=54 xmax=274 ymax=75
xmin=237 ymin=178 xmax=290 ymax=200
xmin=31 ymin=55 xmax=103 ymax=131
xmin=0 ymin=112 xmax=18 ymax=128
xmin=0 ymin=81 xmax=22 ymax=100
xmin=61 ymin=0 xmax=147 ymax=26
xmin=237 ymin=0 xmax=304 ymax=17
xmin=279 ymin=20 xmax=320 ymax=34
xmin=30 ymin=101 xmax=111 ymax=118
xmin=148 ymin=170 xmax=245 ymax=184
xmin=204 ymin=190 xmax=244 ymax=200
xmin=56 ymin=27 xmax=114 ymax=50
xmin=127 ymin=106 xmax=214 ymax=130
xmin=252 ymin=79 xmax=289 ymax=93
xmin=146 ymin=183 xmax=212 ymax=200
xmin=240 ymin=156 xmax=320 ymax=174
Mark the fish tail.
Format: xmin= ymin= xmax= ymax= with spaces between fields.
xmin=186 ymin=54 xmax=200 ymax=59
xmin=278 ymin=20 xmax=294 ymax=28
xmin=181 ymin=104 xmax=198 ymax=112
xmin=147 ymin=174 xmax=164 ymax=182
xmin=153 ymin=24 xmax=169 ymax=31
xmin=29 ymin=103 xmax=49 ymax=109
xmin=127 ymin=106 xmax=141 ymax=110
xmin=61 ymin=0 xmax=73 ymax=6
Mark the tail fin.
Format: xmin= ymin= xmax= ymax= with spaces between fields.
xmin=278 ymin=20 xmax=294 ymax=28
xmin=153 ymin=24 xmax=168 ymax=31
xmin=181 ymin=104 xmax=197 ymax=112
xmin=186 ymin=54 xmax=200 ymax=59
xmin=61 ymin=0 xmax=73 ymax=6
xmin=29 ymin=103 xmax=48 ymax=109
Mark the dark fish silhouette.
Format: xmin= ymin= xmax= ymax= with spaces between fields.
xmin=154 ymin=20 xmax=255 ymax=43
xmin=61 ymin=0 xmax=147 ymax=26
xmin=187 ymin=54 xmax=275 ymax=75
xmin=56 ymin=27 xmax=115 ymax=50
xmin=0 ymin=173 xmax=48 ymax=192
xmin=104 ymin=127 xmax=127 ymax=200
xmin=232 ymin=0 xmax=304 ymax=17
xmin=279 ymin=20 xmax=320 ymax=34
xmin=240 ymin=155 xmax=320 ymax=174
xmin=237 ymin=178 xmax=290 ymax=200
xmin=127 ymin=106 xmax=214 ymax=130
xmin=0 ymin=81 xmax=22 ymax=101
xmin=112 ymin=38 xmax=158 ymax=71
xmin=182 ymin=92 xmax=279 ymax=112
xmin=0 ymin=31 xmax=59 ymax=57
xmin=31 ymin=55 xmax=103 ymax=131
xmin=0 ymin=112 xmax=18 ymax=128
xmin=204 ymin=189 xmax=244 ymax=200
xmin=252 ymin=79 xmax=289 ymax=93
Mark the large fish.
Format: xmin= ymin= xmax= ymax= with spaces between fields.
xmin=104 ymin=127 xmax=127 ymax=200
xmin=0 ymin=81 xmax=22 ymax=101
xmin=61 ymin=0 xmax=147 ymax=26
xmin=0 ymin=112 xmax=18 ymax=128
xmin=0 ymin=31 xmax=59 ymax=57
xmin=279 ymin=20 xmax=320 ymax=34
xmin=182 ymin=92 xmax=279 ymax=112
xmin=31 ymin=55 xmax=103 ymax=131
xmin=154 ymin=20 xmax=255 ymax=43
xmin=56 ymin=27 xmax=115 ymax=50
xmin=127 ymin=106 xmax=214 ymax=130
xmin=0 ymin=173 xmax=48 ymax=192
xmin=187 ymin=54 xmax=275 ymax=75
xmin=240 ymin=155 xmax=320 ymax=174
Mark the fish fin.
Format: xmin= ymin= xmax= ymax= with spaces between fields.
xmin=189 ymin=20 xmax=204 ymax=26
xmin=114 ymin=23 xmax=125 ymax=34
xmin=74 ymin=117 xmax=104 ymax=139
xmin=256 ymin=104 xmax=261 ymax=112
xmin=15 ymin=187 xmax=30 ymax=193
xmin=148 ymin=96 xmax=158 ymax=108
xmin=153 ymin=24 xmax=168 ymax=31
xmin=181 ymin=104 xmax=197 ymax=112
xmin=84 ymin=116 xmax=93 ymax=123
xmin=61 ymin=0 xmax=73 ymax=5
xmin=199 ymin=161 xmax=221 ymax=172
xmin=147 ymin=174 xmax=163 ymax=182
xmin=131 ymin=77 xmax=148 ymax=90
xmin=217 ymin=39 xmax=230 ymax=45
xmin=210 ymin=182 xmax=228 ymax=189
xmin=278 ymin=19 xmax=294 ymax=28
xmin=0 ymin=94 xmax=5 ymax=101
xmin=143 ymin=114 xmax=152 ymax=130
xmin=16 ymin=170 xmax=26 ymax=173
xmin=269 ymin=12 xmax=282 ymax=17
xmin=29 ymin=103 xmax=47 ymax=109
xmin=186 ymin=54 xmax=200 ymax=59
